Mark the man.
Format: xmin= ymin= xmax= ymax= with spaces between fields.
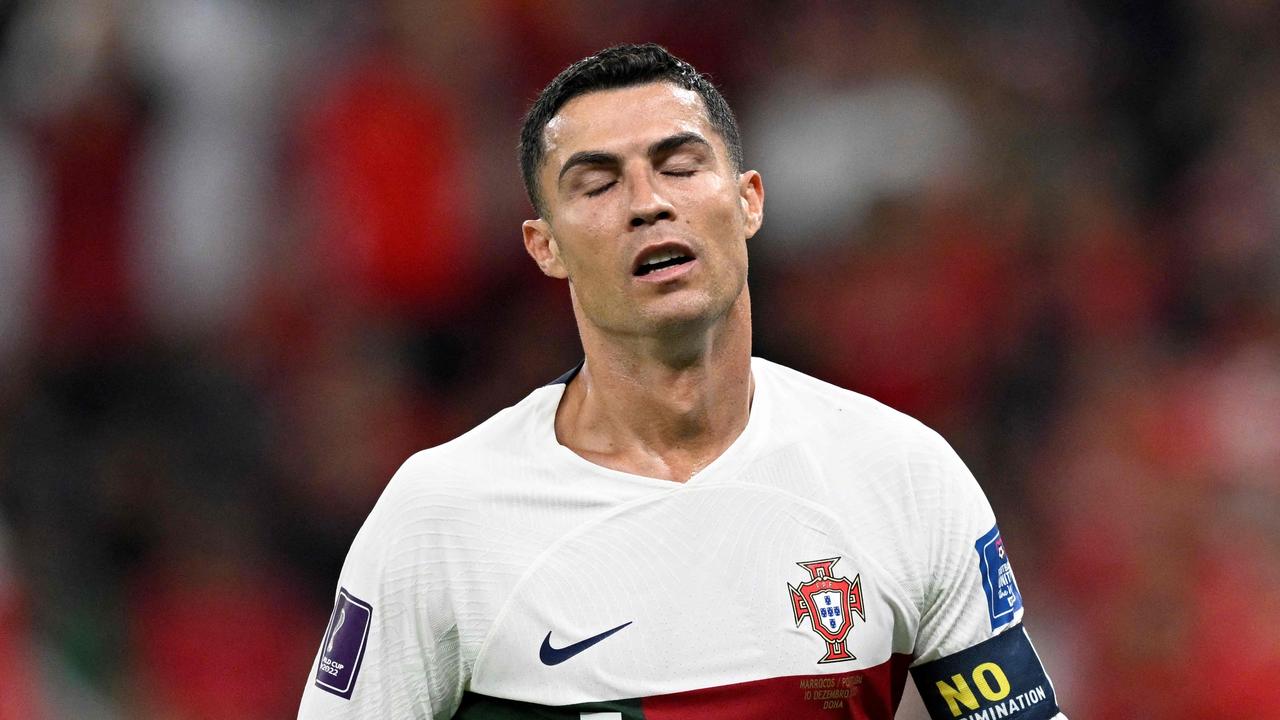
xmin=299 ymin=44 xmax=1066 ymax=720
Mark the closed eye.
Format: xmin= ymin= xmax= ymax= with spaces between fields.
xmin=663 ymin=169 xmax=696 ymax=177
xmin=585 ymin=180 xmax=617 ymax=198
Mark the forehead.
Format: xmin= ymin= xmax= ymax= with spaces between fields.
xmin=542 ymin=82 xmax=716 ymax=167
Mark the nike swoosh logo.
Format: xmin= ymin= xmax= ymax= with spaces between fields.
xmin=539 ymin=621 xmax=633 ymax=666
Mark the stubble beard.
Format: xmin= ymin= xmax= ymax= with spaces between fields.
xmin=570 ymin=272 xmax=750 ymax=369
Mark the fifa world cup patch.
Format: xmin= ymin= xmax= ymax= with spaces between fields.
xmin=787 ymin=557 xmax=865 ymax=663
xmin=314 ymin=588 xmax=373 ymax=699
xmin=975 ymin=524 xmax=1022 ymax=630
xmin=911 ymin=625 xmax=1059 ymax=720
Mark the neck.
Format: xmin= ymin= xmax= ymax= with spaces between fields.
xmin=556 ymin=293 xmax=754 ymax=482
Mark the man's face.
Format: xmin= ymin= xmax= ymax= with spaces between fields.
xmin=523 ymin=82 xmax=764 ymax=340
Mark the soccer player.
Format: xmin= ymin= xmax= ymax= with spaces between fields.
xmin=298 ymin=44 xmax=1066 ymax=720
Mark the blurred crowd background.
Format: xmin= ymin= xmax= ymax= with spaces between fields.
xmin=1 ymin=1 xmax=1278 ymax=718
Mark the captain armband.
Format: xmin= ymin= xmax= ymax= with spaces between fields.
xmin=910 ymin=625 xmax=1060 ymax=720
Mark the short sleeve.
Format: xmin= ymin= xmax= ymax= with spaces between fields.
xmin=906 ymin=432 xmax=1066 ymax=719
xmin=909 ymin=434 xmax=1015 ymax=662
xmin=298 ymin=463 xmax=462 ymax=719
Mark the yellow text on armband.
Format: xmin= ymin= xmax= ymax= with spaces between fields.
xmin=936 ymin=662 xmax=1011 ymax=717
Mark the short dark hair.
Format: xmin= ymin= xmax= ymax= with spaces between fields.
xmin=519 ymin=43 xmax=744 ymax=216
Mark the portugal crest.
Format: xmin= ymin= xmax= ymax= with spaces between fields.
xmin=788 ymin=557 xmax=865 ymax=663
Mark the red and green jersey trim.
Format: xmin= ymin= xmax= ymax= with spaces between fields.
xmin=454 ymin=653 xmax=912 ymax=719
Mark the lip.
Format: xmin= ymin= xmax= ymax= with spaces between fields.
xmin=631 ymin=240 xmax=697 ymax=281
xmin=634 ymin=256 xmax=698 ymax=283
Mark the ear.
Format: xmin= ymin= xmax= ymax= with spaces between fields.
xmin=522 ymin=218 xmax=568 ymax=279
xmin=738 ymin=170 xmax=765 ymax=239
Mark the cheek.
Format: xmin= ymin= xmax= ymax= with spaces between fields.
xmin=691 ymin=191 xmax=745 ymax=236
xmin=701 ymin=176 xmax=744 ymax=222
xmin=554 ymin=227 xmax=617 ymax=281
xmin=559 ymin=202 xmax=621 ymax=246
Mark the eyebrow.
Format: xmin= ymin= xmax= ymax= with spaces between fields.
xmin=557 ymin=151 xmax=619 ymax=184
xmin=649 ymin=131 xmax=713 ymax=160
xmin=556 ymin=131 xmax=715 ymax=185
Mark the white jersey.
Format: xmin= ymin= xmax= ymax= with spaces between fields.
xmin=299 ymin=358 xmax=1065 ymax=720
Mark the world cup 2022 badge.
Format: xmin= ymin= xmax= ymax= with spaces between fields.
xmin=788 ymin=557 xmax=865 ymax=664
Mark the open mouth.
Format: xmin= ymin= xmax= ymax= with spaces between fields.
xmin=634 ymin=250 xmax=694 ymax=276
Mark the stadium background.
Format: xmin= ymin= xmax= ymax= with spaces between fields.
xmin=1 ymin=1 xmax=1278 ymax=717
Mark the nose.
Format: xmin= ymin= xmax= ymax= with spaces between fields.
xmin=627 ymin=171 xmax=675 ymax=228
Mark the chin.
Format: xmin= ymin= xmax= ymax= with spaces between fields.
xmin=640 ymin=293 xmax=736 ymax=335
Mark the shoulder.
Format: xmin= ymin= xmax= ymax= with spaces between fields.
xmin=752 ymin=356 xmax=953 ymax=459
xmin=391 ymin=384 xmax=558 ymax=490
xmin=358 ymin=384 xmax=561 ymax=547
xmin=751 ymin=356 xmax=983 ymax=532
xmin=750 ymin=359 xmax=991 ymax=613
